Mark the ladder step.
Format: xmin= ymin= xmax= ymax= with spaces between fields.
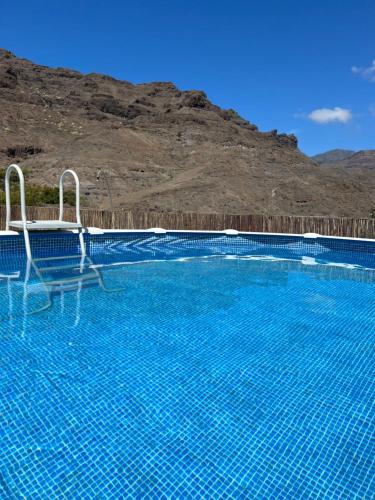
xmin=9 ymin=220 xmax=82 ymax=230
xmin=45 ymin=273 xmax=98 ymax=286
xmin=37 ymin=263 xmax=92 ymax=273
xmin=34 ymin=255 xmax=84 ymax=262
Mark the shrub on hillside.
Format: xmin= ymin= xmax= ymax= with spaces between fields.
xmin=0 ymin=184 xmax=76 ymax=206
xmin=0 ymin=170 xmax=76 ymax=206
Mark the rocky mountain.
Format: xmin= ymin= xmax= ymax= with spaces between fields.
xmin=313 ymin=149 xmax=375 ymax=169
xmin=0 ymin=48 xmax=374 ymax=217
xmin=340 ymin=151 xmax=375 ymax=169
xmin=312 ymin=149 xmax=356 ymax=165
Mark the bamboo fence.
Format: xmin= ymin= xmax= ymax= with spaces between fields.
xmin=0 ymin=206 xmax=374 ymax=239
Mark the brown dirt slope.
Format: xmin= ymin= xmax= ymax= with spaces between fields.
xmin=0 ymin=48 xmax=374 ymax=216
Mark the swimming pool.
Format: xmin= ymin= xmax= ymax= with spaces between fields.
xmin=0 ymin=231 xmax=374 ymax=498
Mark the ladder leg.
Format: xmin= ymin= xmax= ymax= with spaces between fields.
xmin=23 ymin=226 xmax=32 ymax=260
xmin=78 ymin=230 xmax=86 ymax=257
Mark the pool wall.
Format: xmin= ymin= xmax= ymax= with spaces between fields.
xmin=0 ymin=230 xmax=374 ymax=271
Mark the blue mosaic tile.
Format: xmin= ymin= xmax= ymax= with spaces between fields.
xmin=0 ymin=232 xmax=374 ymax=498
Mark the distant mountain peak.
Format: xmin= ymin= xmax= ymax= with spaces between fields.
xmin=312 ymin=149 xmax=356 ymax=165
xmin=312 ymin=149 xmax=375 ymax=169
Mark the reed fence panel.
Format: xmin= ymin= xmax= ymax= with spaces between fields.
xmin=0 ymin=206 xmax=373 ymax=239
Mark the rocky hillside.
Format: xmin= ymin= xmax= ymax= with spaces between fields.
xmin=0 ymin=48 xmax=374 ymax=216
xmin=312 ymin=149 xmax=356 ymax=165
xmin=340 ymin=151 xmax=375 ymax=169
xmin=313 ymin=149 xmax=375 ymax=169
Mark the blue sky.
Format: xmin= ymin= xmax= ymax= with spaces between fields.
xmin=1 ymin=0 xmax=374 ymax=155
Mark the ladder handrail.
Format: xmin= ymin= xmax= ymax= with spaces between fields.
xmin=59 ymin=169 xmax=81 ymax=224
xmin=5 ymin=164 xmax=27 ymax=231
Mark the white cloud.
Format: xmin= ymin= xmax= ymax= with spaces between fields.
xmin=351 ymin=60 xmax=375 ymax=82
xmin=308 ymin=107 xmax=352 ymax=124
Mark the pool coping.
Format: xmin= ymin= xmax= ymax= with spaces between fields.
xmin=0 ymin=227 xmax=374 ymax=243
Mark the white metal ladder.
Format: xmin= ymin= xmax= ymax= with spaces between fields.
xmin=5 ymin=164 xmax=85 ymax=259
xmin=2 ymin=164 xmax=123 ymax=317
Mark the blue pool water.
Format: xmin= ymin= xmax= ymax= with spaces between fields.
xmin=0 ymin=232 xmax=374 ymax=498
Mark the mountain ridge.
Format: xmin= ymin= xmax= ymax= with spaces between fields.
xmin=312 ymin=149 xmax=356 ymax=165
xmin=0 ymin=48 xmax=374 ymax=217
xmin=312 ymin=149 xmax=375 ymax=170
